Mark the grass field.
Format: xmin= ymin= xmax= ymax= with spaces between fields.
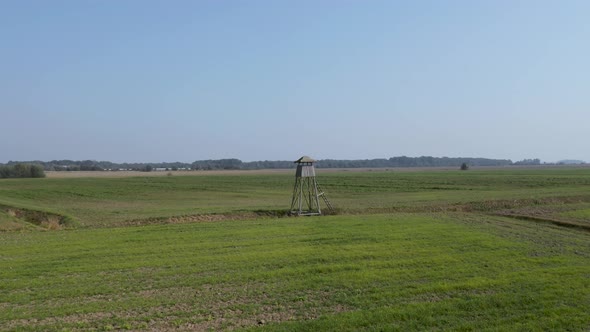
xmin=1 ymin=168 xmax=590 ymax=330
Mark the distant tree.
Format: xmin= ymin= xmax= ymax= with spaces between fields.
xmin=460 ymin=163 xmax=469 ymax=171
xmin=513 ymin=158 xmax=541 ymax=165
xmin=144 ymin=165 xmax=153 ymax=172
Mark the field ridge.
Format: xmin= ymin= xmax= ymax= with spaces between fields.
xmin=0 ymin=204 xmax=77 ymax=231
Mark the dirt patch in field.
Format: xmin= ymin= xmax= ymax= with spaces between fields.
xmin=406 ymin=289 xmax=497 ymax=304
xmin=5 ymin=283 xmax=352 ymax=331
xmin=5 ymin=311 xmax=116 ymax=331
xmin=138 ymin=285 xmax=350 ymax=331
xmin=119 ymin=210 xmax=291 ymax=227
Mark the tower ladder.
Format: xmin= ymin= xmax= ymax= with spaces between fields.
xmin=316 ymin=182 xmax=334 ymax=212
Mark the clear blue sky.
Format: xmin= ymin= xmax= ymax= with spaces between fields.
xmin=1 ymin=1 xmax=588 ymax=163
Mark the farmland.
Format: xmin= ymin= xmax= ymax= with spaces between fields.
xmin=1 ymin=168 xmax=590 ymax=331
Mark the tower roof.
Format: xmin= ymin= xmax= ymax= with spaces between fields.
xmin=294 ymin=156 xmax=315 ymax=163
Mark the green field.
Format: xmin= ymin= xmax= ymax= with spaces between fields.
xmin=1 ymin=168 xmax=590 ymax=331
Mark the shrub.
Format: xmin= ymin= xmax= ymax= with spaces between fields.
xmin=460 ymin=163 xmax=469 ymax=171
xmin=30 ymin=165 xmax=46 ymax=178
xmin=0 ymin=166 xmax=10 ymax=178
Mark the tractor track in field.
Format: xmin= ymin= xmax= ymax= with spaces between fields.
xmin=494 ymin=213 xmax=590 ymax=232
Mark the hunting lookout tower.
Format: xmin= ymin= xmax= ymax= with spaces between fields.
xmin=290 ymin=156 xmax=333 ymax=216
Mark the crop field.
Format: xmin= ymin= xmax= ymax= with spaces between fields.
xmin=1 ymin=168 xmax=590 ymax=331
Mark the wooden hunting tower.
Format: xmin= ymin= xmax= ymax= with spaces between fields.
xmin=290 ymin=156 xmax=333 ymax=216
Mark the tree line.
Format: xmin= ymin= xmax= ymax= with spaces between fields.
xmin=0 ymin=164 xmax=46 ymax=178
xmin=0 ymin=156 xmax=543 ymax=173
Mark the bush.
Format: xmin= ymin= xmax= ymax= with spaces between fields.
xmin=0 ymin=164 xmax=46 ymax=178
xmin=460 ymin=163 xmax=469 ymax=171
xmin=30 ymin=165 xmax=45 ymax=178
xmin=0 ymin=166 xmax=10 ymax=178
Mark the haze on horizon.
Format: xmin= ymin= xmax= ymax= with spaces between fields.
xmin=1 ymin=1 xmax=589 ymax=164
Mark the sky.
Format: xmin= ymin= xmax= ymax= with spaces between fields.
xmin=1 ymin=1 xmax=589 ymax=163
